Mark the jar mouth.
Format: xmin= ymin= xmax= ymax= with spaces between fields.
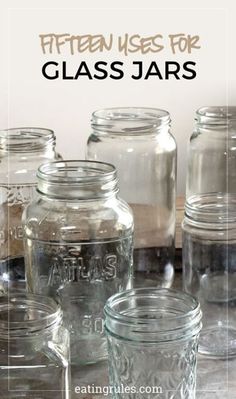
xmin=196 ymin=106 xmax=236 ymax=127
xmin=185 ymin=193 xmax=236 ymax=224
xmin=37 ymin=160 xmax=118 ymax=200
xmin=92 ymin=107 xmax=171 ymax=135
xmin=0 ymin=127 xmax=56 ymax=152
xmin=104 ymin=288 xmax=202 ymax=342
xmin=0 ymin=294 xmax=62 ymax=337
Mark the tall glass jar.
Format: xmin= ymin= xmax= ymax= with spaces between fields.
xmin=182 ymin=194 xmax=236 ymax=357
xmin=23 ymin=160 xmax=133 ymax=365
xmin=186 ymin=106 xmax=236 ymax=201
xmin=105 ymin=288 xmax=202 ymax=399
xmin=87 ymin=107 xmax=177 ymax=288
xmin=0 ymin=294 xmax=70 ymax=399
xmin=0 ymin=128 xmax=61 ymax=293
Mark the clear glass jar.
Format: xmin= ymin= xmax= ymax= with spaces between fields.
xmin=0 ymin=294 xmax=70 ymax=399
xmin=0 ymin=128 xmax=61 ymax=293
xmin=182 ymin=194 xmax=236 ymax=358
xmin=104 ymin=288 xmax=202 ymax=399
xmin=186 ymin=106 xmax=236 ymax=201
xmin=87 ymin=107 xmax=177 ymax=289
xmin=23 ymin=160 xmax=133 ymax=365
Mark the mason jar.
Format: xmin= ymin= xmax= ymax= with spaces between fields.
xmin=105 ymin=288 xmax=202 ymax=399
xmin=0 ymin=293 xmax=70 ymax=399
xmin=87 ymin=107 xmax=177 ymax=289
xmin=23 ymin=160 xmax=134 ymax=365
xmin=186 ymin=106 xmax=236 ymax=202
xmin=182 ymin=193 xmax=236 ymax=358
xmin=0 ymin=128 xmax=61 ymax=293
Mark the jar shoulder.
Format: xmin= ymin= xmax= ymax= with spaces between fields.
xmin=182 ymin=218 xmax=236 ymax=240
xmin=0 ymin=152 xmax=61 ymax=183
xmin=23 ymin=196 xmax=133 ymax=240
xmin=0 ymin=152 xmax=60 ymax=168
xmin=87 ymin=131 xmax=176 ymax=152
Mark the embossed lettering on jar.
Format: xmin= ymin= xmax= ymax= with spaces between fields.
xmin=0 ymin=128 xmax=60 ymax=293
xmin=23 ymin=160 xmax=134 ymax=365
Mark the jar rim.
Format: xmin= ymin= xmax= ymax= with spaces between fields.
xmin=37 ymin=160 xmax=118 ymax=200
xmin=104 ymin=288 xmax=202 ymax=342
xmin=92 ymin=107 xmax=171 ymax=135
xmin=37 ymin=160 xmax=116 ymax=183
xmin=0 ymin=294 xmax=62 ymax=337
xmin=185 ymin=193 xmax=236 ymax=224
xmin=196 ymin=106 xmax=236 ymax=126
xmin=0 ymin=127 xmax=55 ymax=152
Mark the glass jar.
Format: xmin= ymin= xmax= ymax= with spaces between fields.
xmin=0 ymin=294 xmax=70 ymax=399
xmin=0 ymin=128 xmax=61 ymax=293
xmin=87 ymin=107 xmax=177 ymax=289
xmin=23 ymin=160 xmax=133 ymax=365
xmin=182 ymin=194 xmax=236 ymax=358
xmin=186 ymin=106 xmax=236 ymax=201
xmin=104 ymin=288 xmax=202 ymax=399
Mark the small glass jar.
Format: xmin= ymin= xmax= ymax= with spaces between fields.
xmin=186 ymin=106 xmax=236 ymax=201
xmin=105 ymin=288 xmax=202 ymax=399
xmin=182 ymin=194 xmax=236 ymax=358
xmin=0 ymin=294 xmax=70 ymax=399
xmin=87 ymin=107 xmax=177 ymax=288
xmin=23 ymin=160 xmax=133 ymax=365
xmin=0 ymin=128 xmax=61 ymax=293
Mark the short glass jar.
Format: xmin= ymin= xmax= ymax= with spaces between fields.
xmin=182 ymin=193 xmax=236 ymax=357
xmin=87 ymin=107 xmax=177 ymax=288
xmin=186 ymin=106 xmax=236 ymax=201
xmin=0 ymin=294 xmax=70 ymax=399
xmin=105 ymin=288 xmax=202 ymax=399
xmin=0 ymin=128 xmax=61 ymax=293
xmin=23 ymin=160 xmax=133 ymax=365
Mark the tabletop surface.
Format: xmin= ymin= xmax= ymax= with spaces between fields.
xmin=70 ymin=271 xmax=236 ymax=399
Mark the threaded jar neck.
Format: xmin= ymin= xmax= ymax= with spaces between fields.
xmin=91 ymin=107 xmax=171 ymax=135
xmin=185 ymin=193 xmax=236 ymax=227
xmin=0 ymin=294 xmax=62 ymax=339
xmin=104 ymin=288 xmax=202 ymax=343
xmin=0 ymin=128 xmax=56 ymax=153
xmin=37 ymin=160 xmax=119 ymax=200
xmin=195 ymin=106 xmax=236 ymax=129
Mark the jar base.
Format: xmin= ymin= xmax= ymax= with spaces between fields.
xmin=199 ymin=325 xmax=236 ymax=358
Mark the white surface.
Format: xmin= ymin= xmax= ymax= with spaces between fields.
xmin=0 ymin=0 xmax=235 ymax=194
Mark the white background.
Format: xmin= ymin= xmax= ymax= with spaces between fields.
xmin=0 ymin=0 xmax=235 ymax=194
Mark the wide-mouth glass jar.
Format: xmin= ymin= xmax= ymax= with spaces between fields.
xmin=182 ymin=193 xmax=236 ymax=358
xmin=0 ymin=293 xmax=70 ymax=398
xmin=23 ymin=160 xmax=133 ymax=365
xmin=87 ymin=107 xmax=177 ymax=289
xmin=186 ymin=106 xmax=236 ymax=201
xmin=105 ymin=288 xmax=202 ymax=399
xmin=0 ymin=127 xmax=61 ymax=293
